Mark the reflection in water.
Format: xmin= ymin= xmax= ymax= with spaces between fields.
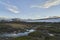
xmin=0 ymin=29 xmax=35 ymax=37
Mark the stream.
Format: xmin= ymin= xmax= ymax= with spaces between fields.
xmin=0 ymin=29 xmax=35 ymax=37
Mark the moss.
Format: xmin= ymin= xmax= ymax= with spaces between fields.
xmin=15 ymin=36 xmax=38 ymax=40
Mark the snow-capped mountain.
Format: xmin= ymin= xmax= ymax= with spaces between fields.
xmin=0 ymin=16 xmax=60 ymax=22
xmin=0 ymin=16 xmax=13 ymax=22
xmin=26 ymin=16 xmax=60 ymax=22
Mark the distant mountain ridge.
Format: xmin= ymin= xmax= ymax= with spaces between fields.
xmin=0 ymin=16 xmax=60 ymax=22
xmin=37 ymin=16 xmax=60 ymax=20
xmin=26 ymin=16 xmax=60 ymax=22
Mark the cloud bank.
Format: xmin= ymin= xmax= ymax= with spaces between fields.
xmin=31 ymin=0 xmax=60 ymax=8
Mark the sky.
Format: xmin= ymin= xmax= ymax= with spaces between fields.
xmin=0 ymin=0 xmax=60 ymax=19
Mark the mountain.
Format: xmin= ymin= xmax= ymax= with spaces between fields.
xmin=26 ymin=16 xmax=60 ymax=22
xmin=0 ymin=16 xmax=60 ymax=22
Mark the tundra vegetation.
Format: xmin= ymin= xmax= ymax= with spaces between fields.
xmin=0 ymin=20 xmax=60 ymax=40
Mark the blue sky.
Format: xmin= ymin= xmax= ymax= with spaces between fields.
xmin=0 ymin=0 xmax=60 ymax=19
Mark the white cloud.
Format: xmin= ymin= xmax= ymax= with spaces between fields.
xmin=0 ymin=1 xmax=20 ymax=13
xmin=0 ymin=16 xmax=9 ymax=18
xmin=31 ymin=0 xmax=60 ymax=8
xmin=28 ymin=15 xmax=41 ymax=19
xmin=7 ymin=5 xmax=20 ymax=13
